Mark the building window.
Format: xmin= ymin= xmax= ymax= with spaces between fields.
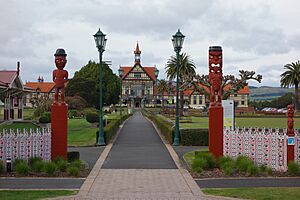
xmin=193 ymin=95 xmax=197 ymax=104
xmin=199 ymin=95 xmax=203 ymax=105
xmin=241 ymin=95 xmax=245 ymax=99
xmin=134 ymin=73 xmax=141 ymax=78
xmin=234 ymin=93 xmax=238 ymax=97
xmin=241 ymin=101 xmax=245 ymax=105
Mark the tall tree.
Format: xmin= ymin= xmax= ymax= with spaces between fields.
xmin=157 ymin=79 xmax=168 ymax=109
xmin=280 ymin=60 xmax=300 ymax=111
xmin=65 ymin=60 xmax=120 ymax=108
xmin=165 ymin=52 xmax=196 ymax=115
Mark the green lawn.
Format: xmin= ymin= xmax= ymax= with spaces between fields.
xmin=0 ymin=190 xmax=77 ymax=200
xmin=0 ymin=122 xmax=39 ymax=131
xmin=68 ymin=118 xmax=97 ymax=146
xmin=203 ymin=187 xmax=300 ymax=200
xmin=179 ymin=116 xmax=300 ymax=129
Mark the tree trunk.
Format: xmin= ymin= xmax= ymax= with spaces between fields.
xmin=295 ymin=82 xmax=299 ymax=111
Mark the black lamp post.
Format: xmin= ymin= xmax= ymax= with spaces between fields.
xmin=154 ymin=67 xmax=159 ymax=107
xmin=118 ymin=66 xmax=124 ymax=117
xmin=172 ymin=29 xmax=185 ymax=146
xmin=94 ymin=28 xmax=107 ymax=146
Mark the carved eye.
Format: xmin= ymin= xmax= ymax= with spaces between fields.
xmin=210 ymin=56 xmax=213 ymax=58
xmin=219 ymin=56 xmax=222 ymax=58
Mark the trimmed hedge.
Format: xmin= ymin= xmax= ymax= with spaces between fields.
xmin=180 ymin=128 xmax=208 ymax=146
xmin=96 ymin=114 xmax=132 ymax=144
xmin=142 ymin=108 xmax=208 ymax=146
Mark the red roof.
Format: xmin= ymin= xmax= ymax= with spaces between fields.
xmin=0 ymin=70 xmax=18 ymax=85
xmin=25 ymin=82 xmax=55 ymax=93
xmin=121 ymin=66 xmax=156 ymax=81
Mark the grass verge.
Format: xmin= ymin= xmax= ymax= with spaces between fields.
xmin=203 ymin=187 xmax=300 ymax=200
xmin=0 ymin=190 xmax=77 ymax=200
xmin=68 ymin=118 xmax=97 ymax=146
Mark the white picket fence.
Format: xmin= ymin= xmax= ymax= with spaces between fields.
xmin=0 ymin=128 xmax=51 ymax=162
xmin=224 ymin=127 xmax=290 ymax=171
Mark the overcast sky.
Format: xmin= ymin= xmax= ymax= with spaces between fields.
xmin=0 ymin=0 xmax=299 ymax=87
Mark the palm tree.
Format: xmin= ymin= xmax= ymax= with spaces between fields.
xmin=165 ymin=52 xmax=196 ymax=115
xmin=157 ymin=79 xmax=168 ymax=110
xmin=280 ymin=61 xmax=300 ymax=111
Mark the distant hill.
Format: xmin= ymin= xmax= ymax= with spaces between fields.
xmin=249 ymin=86 xmax=294 ymax=101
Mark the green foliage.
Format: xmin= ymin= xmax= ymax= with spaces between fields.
xmin=0 ymin=160 xmax=5 ymax=174
xmin=247 ymin=164 xmax=259 ymax=176
xmin=86 ymin=112 xmax=99 ymax=123
xmin=222 ymin=161 xmax=235 ymax=176
xmin=65 ymin=95 xmax=88 ymax=110
xmin=235 ymin=156 xmax=254 ymax=173
xmin=288 ymin=161 xmax=299 ymax=176
xmin=15 ymin=161 xmax=29 ymax=176
xmin=68 ymin=109 xmax=83 ymax=119
xmin=65 ymin=60 xmax=120 ymax=108
xmin=13 ymin=159 xmax=26 ymax=170
xmin=70 ymin=160 xmax=83 ymax=170
xmin=31 ymin=160 xmax=44 ymax=173
xmin=249 ymin=92 xmax=294 ymax=110
xmin=43 ymin=162 xmax=57 ymax=176
xmin=180 ymin=129 xmax=208 ymax=146
xmin=217 ymin=156 xmax=234 ymax=168
xmin=67 ymin=166 xmax=80 ymax=176
xmin=192 ymin=158 xmax=207 ymax=173
xmin=195 ymin=151 xmax=216 ymax=169
xmin=53 ymin=157 xmax=68 ymax=172
xmin=33 ymin=99 xmax=52 ymax=118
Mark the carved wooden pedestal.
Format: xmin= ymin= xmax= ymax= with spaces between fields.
xmin=209 ymin=106 xmax=224 ymax=158
xmin=51 ymin=103 xmax=68 ymax=160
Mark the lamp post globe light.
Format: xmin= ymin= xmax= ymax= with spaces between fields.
xmin=118 ymin=66 xmax=124 ymax=117
xmin=94 ymin=28 xmax=107 ymax=146
xmin=172 ymin=29 xmax=185 ymax=146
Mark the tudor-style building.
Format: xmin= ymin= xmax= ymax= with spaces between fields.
xmin=119 ymin=43 xmax=159 ymax=109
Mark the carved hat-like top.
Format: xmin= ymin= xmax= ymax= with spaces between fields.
xmin=54 ymin=48 xmax=67 ymax=56
xmin=209 ymin=46 xmax=222 ymax=52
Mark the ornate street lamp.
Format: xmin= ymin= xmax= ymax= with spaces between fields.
xmin=94 ymin=28 xmax=107 ymax=146
xmin=118 ymin=66 xmax=124 ymax=117
xmin=154 ymin=67 xmax=159 ymax=107
xmin=172 ymin=29 xmax=185 ymax=146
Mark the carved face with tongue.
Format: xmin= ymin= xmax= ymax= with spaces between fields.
xmin=209 ymin=47 xmax=222 ymax=74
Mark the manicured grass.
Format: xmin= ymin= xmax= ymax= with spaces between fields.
xmin=203 ymin=187 xmax=300 ymax=200
xmin=0 ymin=122 xmax=38 ymax=131
xmin=179 ymin=116 xmax=300 ymax=129
xmin=68 ymin=118 xmax=97 ymax=146
xmin=0 ymin=190 xmax=77 ymax=200
xmin=183 ymin=149 xmax=208 ymax=167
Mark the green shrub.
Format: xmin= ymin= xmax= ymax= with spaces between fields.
xmin=259 ymin=164 xmax=267 ymax=173
xmin=222 ymin=161 xmax=235 ymax=176
xmin=192 ymin=158 xmax=207 ymax=173
xmin=29 ymin=157 xmax=42 ymax=165
xmin=180 ymin=129 xmax=208 ymax=146
xmin=54 ymin=158 xmax=68 ymax=172
xmin=195 ymin=151 xmax=216 ymax=169
xmin=288 ymin=161 xmax=299 ymax=176
xmin=67 ymin=152 xmax=80 ymax=162
xmin=217 ymin=156 xmax=234 ymax=168
xmin=13 ymin=159 xmax=26 ymax=170
xmin=86 ymin=112 xmax=99 ymax=123
xmin=0 ymin=160 xmax=5 ymax=174
xmin=31 ymin=160 xmax=44 ymax=173
xmin=235 ymin=156 xmax=254 ymax=173
xmin=247 ymin=164 xmax=259 ymax=176
xmin=15 ymin=162 xmax=29 ymax=175
xmin=267 ymin=167 xmax=273 ymax=176
xmin=70 ymin=160 xmax=83 ymax=170
xmin=39 ymin=116 xmax=50 ymax=123
xmin=43 ymin=162 xmax=57 ymax=176
xmin=67 ymin=166 xmax=80 ymax=176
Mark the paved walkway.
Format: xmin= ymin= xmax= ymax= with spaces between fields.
xmin=53 ymin=111 xmax=235 ymax=200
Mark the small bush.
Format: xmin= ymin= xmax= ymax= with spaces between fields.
xmin=29 ymin=157 xmax=42 ymax=165
xmin=267 ymin=167 xmax=273 ymax=176
xmin=288 ymin=161 xmax=299 ymax=176
xmin=86 ymin=112 xmax=99 ymax=123
xmin=67 ymin=166 xmax=80 ymax=176
xmin=31 ymin=160 xmax=45 ymax=173
xmin=195 ymin=151 xmax=216 ymax=169
xmin=247 ymin=164 xmax=259 ymax=176
xmin=56 ymin=160 xmax=68 ymax=172
xmin=0 ymin=160 xmax=5 ymax=174
xmin=192 ymin=158 xmax=208 ymax=173
xmin=13 ymin=159 xmax=26 ymax=170
xmin=217 ymin=156 xmax=233 ymax=168
xmin=15 ymin=162 xmax=29 ymax=175
xmin=70 ymin=160 xmax=83 ymax=170
xmin=235 ymin=156 xmax=254 ymax=173
xmin=222 ymin=161 xmax=235 ymax=176
xmin=43 ymin=162 xmax=57 ymax=176
xmin=39 ymin=116 xmax=50 ymax=123
xmin=259 ymin=164 xmax=267 ymax=173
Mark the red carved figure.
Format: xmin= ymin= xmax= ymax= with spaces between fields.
xmin=208 ymin=46 xmax=223 ymax=107
xmin=287 ymin=104 xmax=294 ymax=136
xmin=53 ymin=49 xmax=68 ymax=104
